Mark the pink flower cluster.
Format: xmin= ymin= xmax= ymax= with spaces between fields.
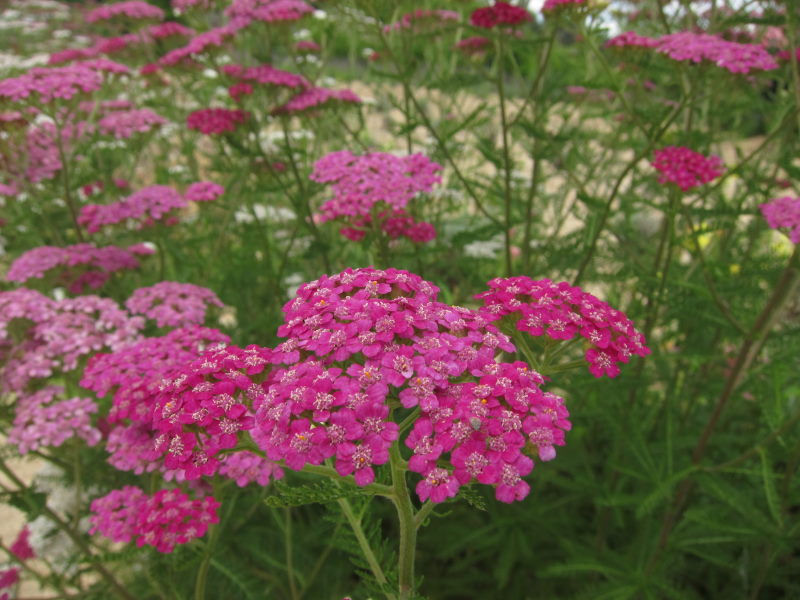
xmin=125 ymin=282 xmax=224 ymax=328
xmin=149 ymin=268 xmax=568 ymax=504
xmin=149 ymin=22 xmax=194 ymax=39
xmin=268 ymin=268 xmax=569 ymax=502
xmin=658 ymin=31 xmax=778 ymax=73
xmin=86 ymin=1 xmax=165 ymax=23
xmin=470 ymin=2 xmax=532 ymax=29
xmin=0 ymin=289 xmax=143 ymax=392
xmin=6 ymin=243 xmax=153 ymax=294
xmin=98 ymin=108 xmax=166 ymax=139
xmin=272 ymin=87 xmax=362 ymax=115
xmin=542 ymin=0 xmax=586 ymax=13
xmin=311 ymin=151 xmax=442 ymax=221
xmin=339 ymin=210 xmax=437 ymax=244
xmin=79 ymin=182 xmax=223 ymax=233
xmin=219 ymin=451 xmax=284 ymax=487
xmin=605 ymin=31 xmax=659 ymax=49
xmin=159 ymin=26 xmax=236 ymax=67
xmin=384 ymin=9 xmax=460 ymax=34
xmin=475 ymin=277 xmax=650 ymax=378
xmin=81 ymin=326 xmax=230 ymax=473
xmin=607 ymin=30 xmax=778 ymax=74
xmin=152 ymin=344 xmax=274 ymax=478
xmin=652 ymin=146 xmax=724 ymax=192
xmin=221 ymin=63 xmax=309 ymax=90
xmin=187 ymin=108 xmax=249 ymax=135
xmin=185 ymin=181 xmax=225 ymax=202
xmin=8 ymin=386 xmax=100 ymax=454
xmin=89 ymin=487 xmax=219 ymax=553
xmin=225 ymin=0 xmax=313 ymax=28
xmin=295 ymin=40 xmax=320 ymax=53
xmin=760 ymin=197 xmax=800 ymax=244
xmin=0 ymin=65 xmax=103 ymax=104
xmin=456 ymin=36 xmax=492 ymax=55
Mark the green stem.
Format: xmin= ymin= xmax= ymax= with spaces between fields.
xmin=284 ymin=508 xmax=300 ymax=600
xmin=496 ymin=35 xmax=514 ymax=276
xmin=0 ymin=459 xmax=135 ymax=600
xmin=389 ymin=443 xmax=416 ymax=600
xmin=645 ymin=245 xmax=800 ymax=576
xmin=335 ymin=497 xmax=393 ymax=599
xmin=413 ymin=501 xmax=436 ymax=530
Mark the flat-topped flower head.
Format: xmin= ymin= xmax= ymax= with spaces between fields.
xmin=151 ymin=344 xmax=274 ymax=479
xmin=652 ymin=146 xmax=724 ymax=192
xmin=311 ymin=151 xmax=441 ymax=222
xmin=90 ymin=487 xmax=219 ymax=553
xmin=159 ymin=26 xmax=236 ymax=67
xmin=225 ymin=0 xmax=313 ymax=29
xmin=605 ymin=31 xmax=659 ymax=49
xmin=1 ymin=290 xmax=143 ymax=392
xmin=476 ymin=276 xmax=650 ymax=378
xmin=86 ymin=1 xmax=165 ymax=22
xmin=384 ymin=9 xmax=460 ymax=34
xmin=471 ymin=2 xmax=532 ymax=28
xmin=99 ymin=108 xmax=166 ymax=139
xmin=8 ymin=386 xmax=101 ymax=454
xmin=0 ymin=65 xmax=103 ymax=104
xmin=656 ymin=31 xmax=778 ymax=74
xmin=187 ymin=108 xmax=249 ymax=135
xmin=185 ymin=181 xmax=225 ymax=202
xmin=272 ymin=87 xmax=361 ymax=115
xmin=221 ymin=63 xmax=309 ymax=89
xmin=78 ymin=182 xmax=222 ymax=232
xmin=456 ymin=36 xmax=492 ymax=56
xmin=760 ymin=197 xmax=800 ymax=244
xmin=125 ymin=282 xmax=224 ymax=328
xmin=6 ymin=243 xmax=151 ymax=294
xmin=542 ymin=0 xmax=586 ymax=13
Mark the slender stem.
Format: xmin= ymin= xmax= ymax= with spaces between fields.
xmin=645 ymin=246 xmax=800 ymax=576
xmin=53 ymin=117 xmax=85 ymax=243
xmin=496 ymin=35 xmax=513 ymax=276
xmin=335 ymin=497 xmax=393 ymax=598
xmin=572 ymin=99 xmax=686 ymax=284
xmin=703 ymin=408 xmax=800 ymax=473
xmin=298 ymin=520 xmax=343 ymax=600
xmin=0 ymin=460 xmax=135 ymax=600
xmin=284 ymin=508 xmax=300 ymax=600
xmin=413 ymin=501 xmax=436 ymax=530
xmin=389 ymin=443 xmax=416 ymax=600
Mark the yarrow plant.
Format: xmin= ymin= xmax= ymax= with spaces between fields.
xmin=760 ymin=196 xmax=800 ymax=243
xmin=652 ymin=146 xmax=725 ymax=192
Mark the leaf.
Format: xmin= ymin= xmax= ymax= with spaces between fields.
xmin=263 ymin=479 xmax=363 ymax=508
xmin=636 ymin=466 xmax=697 ymax=519
xmin=758 ymin=448 xmax=783 ymax=528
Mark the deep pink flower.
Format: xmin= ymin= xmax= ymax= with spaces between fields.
xmin=760 ymin=196 xmax=800 ymax=244
xmin=6 ymin=243 xmax=151 ymax=293
xmin=187 ymin=108 xmax=249 ymax=134
xmin=652 ymin=146 xmax=724 ymax=191
xmin=99 ymin=108 xmax=166 ymax=139
xmin=384 ymin=9 xmax=460 ymax=34
xmin=86 ymin=1 xmax=165 ymax=22
xmin=471 ymin=2 xmax=531 ymax=29
xmin=125 ymin=282 xmax=224 ymax=328
xmin=456 ymin=36 xmax=492 ymax=55
xmin=8 ymin=386 xmax=101 ymax=454
xmin=542 ymin=0 xmax=585 ymax=13
xmin=90 ymin=487 xmax=219 ymax=553
xmin=272 ymin=87 xmax=361 ymax=115
xmin=476 ymin=277 xmax=650 ymax=378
